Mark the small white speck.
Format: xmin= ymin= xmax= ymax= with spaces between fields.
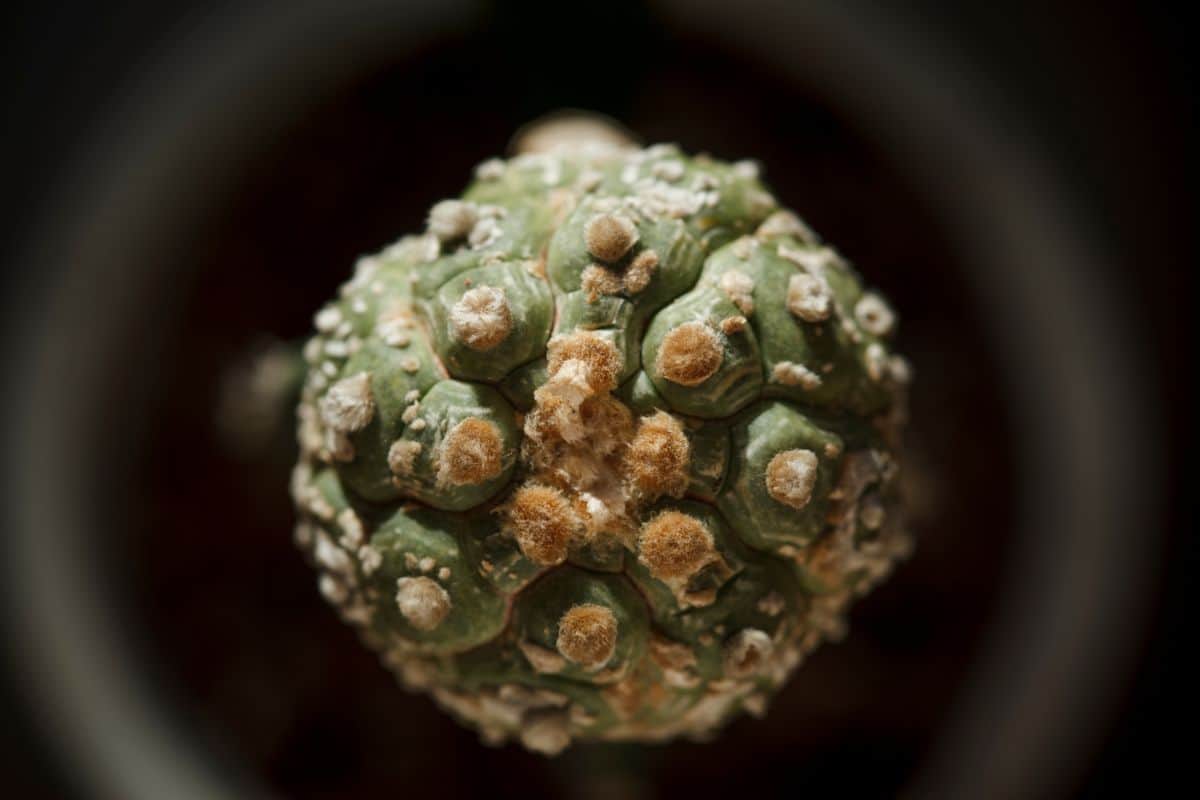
xmin=293 ymin=522 xmax=315 ymax=548
xmin=733 ymin=159 xmax=760 ymax=179
xmin=865 ymin=343 xmax=888 ymax=382
xmin=888 ymin=355 xmax=913 ymax=384
xmin=319 ymin=574 xmax=348 ymax=605
xmin=778 ymin=243 xmax=836 ymax=275
xmin=337 ymin=508 xmax=364 ymax=549
xmin=315 ymin=533 xmax=352 ymax=575
xmin=651 ymin=159 xmax=685 ymax=182
xmin=854 ymin=293 xmax=896 ymax=337
xmin=772 ymin=361 xmax=823 ymax=390
xmin=314 ymin=307 xmax=342 ymax=332
xmin=730 ymin=237 xmax=757 ymax=259
xmin=718 ymin=270 xmax=755 ymax=315
xmin=469 ymin=217 xmax=503 ymax=250
xmin=358 ymin=545 xmax=382 ymax=575
xmin=428 ymin=200 xmax=479 ymax=243
xmin=475 ymin=158 xmax=505 ymax=181
xmin=756 ymin=592 xmax=786 ymax=617
xmin=303 ymin=338 xmax=323 ymax=364
xmin=577 ymin=169 xmax=603 ymax=191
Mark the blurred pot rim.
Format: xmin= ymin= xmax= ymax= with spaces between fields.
xmin=2 ymin=2 xmax=1161 ymax=799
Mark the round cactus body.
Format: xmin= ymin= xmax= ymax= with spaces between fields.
xmin=291 ymin=118 xmax=912 ymax=754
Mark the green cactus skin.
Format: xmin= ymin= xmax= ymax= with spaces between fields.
xmin=290 ymin=123 xmax=912 ymax=755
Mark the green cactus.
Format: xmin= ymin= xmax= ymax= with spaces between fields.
xmin=290 ymin=116 xmax=912 ymax=754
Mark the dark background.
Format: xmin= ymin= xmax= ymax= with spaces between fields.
xmin=1 ymin=1 xmax=1191 ymax=798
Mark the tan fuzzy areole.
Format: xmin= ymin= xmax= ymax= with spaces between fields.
xmin=765 ymin=448 xmax=819 ymax=509
xmin=387 ymin=439 xmax=423 ymax=477
xmin=786 ymin=272 xmax=832 ymax=323
xmin=450 ymin=285 xmax=512 ymax=351
xmin=427 ymin=199 xmax=478 ymax=243
xmin=584 ymin=213 xmax=639 ymax=263
xmin=556 ymin=604 xmax=618 ymax=669
xmin=505 ymin=484 xmax=577 ymax=566
xmin=580 ymin=264 xmax=623 ymax=302
xmin=625 ymin=411 xmax=690 ymax=501
xmin=319 ymin=372 xmax=375 ymax=432
xmin=637 ymin=511 xmax=714 ymax=581
xmin=623 ymin=249 xmax=659 ymax=294
xmin=437 ymin=418 xmax=504 ymax=487
xmin=546 ymin=331 xmax=623 ymax=392
xmin=656 ymin=322 xmax=723 ymax=386
xmin=395 ymin=576 xmax=452 ymax=631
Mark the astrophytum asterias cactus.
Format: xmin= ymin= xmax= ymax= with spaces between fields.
xmin=290 ymin=117 xmax=912 ymax=755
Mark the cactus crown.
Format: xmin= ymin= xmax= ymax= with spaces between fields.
xmin=291 ymin=117 xmax=911 ymax=754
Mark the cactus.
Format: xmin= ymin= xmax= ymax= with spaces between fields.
xmin=290 ymin=116 xmax=912 ymax=754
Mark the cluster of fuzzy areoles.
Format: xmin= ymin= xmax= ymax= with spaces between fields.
xmin=290 ymin=117 xmax=911 ymax=754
